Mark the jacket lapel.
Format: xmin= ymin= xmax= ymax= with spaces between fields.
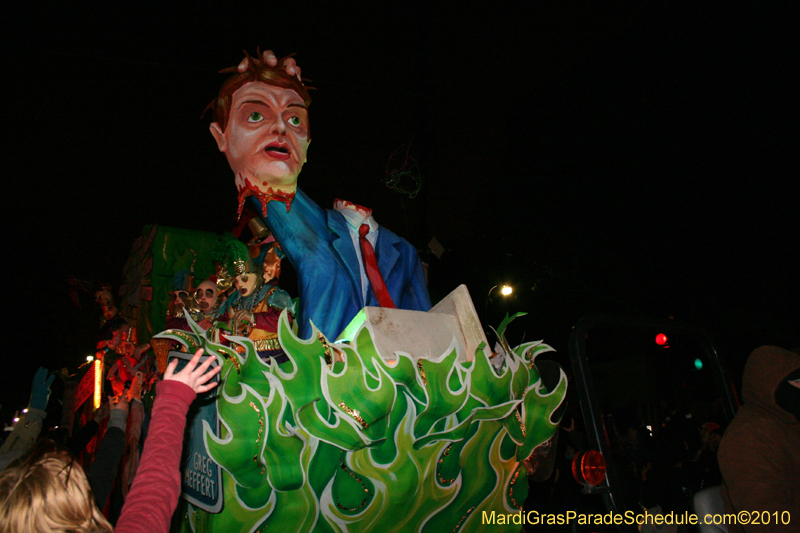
xmin=376 ymin=228 xmax=401 ymax=288
xmin=327 ymin=210 xmax=364 ymax=305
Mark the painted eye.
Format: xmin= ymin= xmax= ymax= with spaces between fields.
xmin=248 ymin=112 xmax=264 ymax=122
xmin=288 ymin=116 xmax=301 ymax=127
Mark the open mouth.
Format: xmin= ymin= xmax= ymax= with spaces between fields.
xmin=265 ymin=142 xmax=291 ymax=160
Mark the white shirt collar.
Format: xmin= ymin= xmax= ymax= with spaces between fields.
xmin=334 ymin=200 xmax=378 ymax=233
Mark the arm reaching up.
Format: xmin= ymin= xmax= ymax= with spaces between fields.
xmin=115 ymin=349 xmax=220 ymax=533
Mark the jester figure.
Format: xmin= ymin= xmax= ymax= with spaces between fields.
xmin=212 ymin=233 xmax=292 ymax=364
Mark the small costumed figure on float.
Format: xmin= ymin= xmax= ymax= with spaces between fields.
xmin=164 ymin=271 xmax=196 ymax=330
xmin=163 ymin=276 xmax=222 ymax=332
xmin=94 ymin=288 xmax=129 ymax=367
xmin=106 ymin=327 xmax=151 ymax=397
xmin=212 ymin=233 xmax=293 ymax=365
xmin=192 ymin=278 xmax=222 ymax=329
xmin=153 ymin=274 xmax=224 ymax=372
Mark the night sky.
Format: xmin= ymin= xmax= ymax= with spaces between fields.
xmin=3 ymin=3 xmax=798 ymax=417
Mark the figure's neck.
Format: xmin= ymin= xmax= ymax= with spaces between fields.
xmin=237 ymin=175 xmax=296 ymax=218
xmin=333 ymin=199 xmax=372 ymax=218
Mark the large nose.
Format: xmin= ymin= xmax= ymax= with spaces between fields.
xmin=270 ymin=116 xmax=286 ymax=135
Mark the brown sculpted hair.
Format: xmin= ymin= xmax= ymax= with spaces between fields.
xmin=0 ymin=447 xmax=113 ymax=533
xmin=207 ymin=48 xmax=313 ymax=132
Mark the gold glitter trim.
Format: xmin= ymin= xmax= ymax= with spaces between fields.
xmin=335 ymin=457 xmax=370 ymax=512
xmin=436 ymin=443 xmax=456 ymax=485
xmin=251 ymin=454 xmax=265 ymax=474
xmin=417 ymin=359 xmax=428 ymax=386
xmin=256 ymin=415 xmax=264 ymax=445
xmin=516 ymin=410 xmax=526 ymax=438
xmin=317 ymin=332 xmax=333 ymax=367
xmin=254 ymin=337 xmax=281 ymax=351
xmin=250 ymin=402 xmax=265 ymax=446
xmin=508 ymin=466 xmax=523 ymax=509
xmin=227 ymin=353 xmax=241 ymax=373
xmin=338 ymin=402 xmax=368 ymax=429
xmin=453 ymin=507 xmax=475 ymax=532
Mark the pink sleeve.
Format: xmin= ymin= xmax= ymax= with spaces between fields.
xmin=114 ymin=380 xmax=196 ymax=533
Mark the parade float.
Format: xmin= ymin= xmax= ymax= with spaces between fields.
xmin=136 ymin=48 xmax=568 ymax=532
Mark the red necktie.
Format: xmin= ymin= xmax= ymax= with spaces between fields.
xmin=359 ymin=224 xmax=396 ymax=308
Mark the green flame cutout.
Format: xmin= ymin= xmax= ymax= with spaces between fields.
xmin=161 ymin=311 xmax=567 ymax=532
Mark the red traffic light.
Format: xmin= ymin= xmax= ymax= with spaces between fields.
xmin=655 ymin=333 xmax=668 ymax=346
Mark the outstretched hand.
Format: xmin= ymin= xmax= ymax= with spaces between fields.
xmin=111 ymin=392 xmax=130 ymax=415
xmin=29 ymin=367 xmax=55 ymax=411
xmin=164 ymin=349 xmax=221 ymax=395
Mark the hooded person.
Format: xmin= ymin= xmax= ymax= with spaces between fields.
xmin=212 ymin=233 xmax=292 ymax=365
xmin=717 ymin=346 xmax=800 ymax=532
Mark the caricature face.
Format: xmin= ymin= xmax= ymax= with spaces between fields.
xmin=102 ymin=305 xmax=117 ymax=321
xmin=168 ymin=290 xmax=190 ymax=318
xmin=108 ymin=323 xmax=131 ymax=351
xmin=210 ymin=82 xmax=310 ymax=197
xmin=194 ymin=280 xmax=219 ymax=311
xmin=234 ymin=273 xmax=258 ymax=297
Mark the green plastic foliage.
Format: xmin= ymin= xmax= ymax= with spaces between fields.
xmin=167 ymin=312 xmax=566 ymax=532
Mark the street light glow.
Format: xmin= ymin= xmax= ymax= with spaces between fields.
xmin=500 ymin=285 xmax=513 ymax=296
xmin=86 ymin=355 xmax=94 ymax=362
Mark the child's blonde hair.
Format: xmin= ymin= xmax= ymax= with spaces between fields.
xmin=0 ymin=447 xmax=113 ymax=533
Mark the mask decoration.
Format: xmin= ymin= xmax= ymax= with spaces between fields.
xmin=234 ymin=273 xmax=258 ymax=298
xmin=208 ymin=49 xmax=312 ymax=219
xmin=108 ymin=323 xmax=131 ymax=352
xmin=102 ymin=305 xmax=118 ymax=321
xmin=167 ymin=290 xmax=188 ymax=319
xmin=167 ymin=271 xmax=197 ymax=319
xmin=114 ymin=326 xmax=137 ymax=357
xmin=194 ymin=280 xmax=220 ymax=313
xmin=212 ymin=233 xmax=260 ymax=298
xmin=95 ymin=289 xmax=118 ymax=322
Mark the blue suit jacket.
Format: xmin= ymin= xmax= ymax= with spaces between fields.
xmin=250 ymin=189 xmax=431 ymax=340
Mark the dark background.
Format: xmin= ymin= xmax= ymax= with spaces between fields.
xmin=3 ymin=3 xmax=797 ymax=419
